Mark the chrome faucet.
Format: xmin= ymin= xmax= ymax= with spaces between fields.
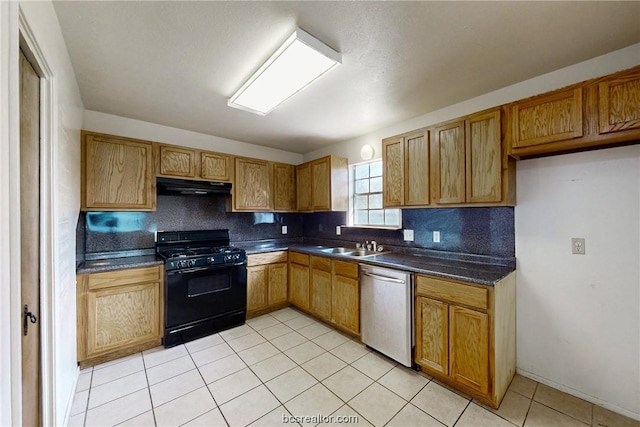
xmin=371 ymin=241 xmax=377 ymax=251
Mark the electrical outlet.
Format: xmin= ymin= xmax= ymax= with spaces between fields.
xmin=281 ymin=225 xmax=287 ymax=234
xmin=433 ymin=230 xmax=441 ymax=243
xmin=572 ymin=238 xmax=585 ymax=255
xmin=403 ymin=229 xmax=414 ymax=241
xmin=336 ymin=226 xmax=341 ymax=235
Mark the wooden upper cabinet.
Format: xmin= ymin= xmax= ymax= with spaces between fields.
xmin=599 ymin=70 xmax=640 ymax=134
xmin=201 ymin=151 xmax=232 ymax=182
xmin=383 ymin=108 xmax=512 ymax=208
xmin=508 ymin=65 xmax=640 ymax=159
xmin=158 ymin=143 xmax=233 ymax=182
xmin=272 ymin=162 xmax=296 ymax=212
xmin=511 ymin=88 xmax=583 ymax=149
xmin=433 ymin=120 xmax=466 ymax=204
xmin=296 ymin=162 xmax=312 ymax=211
xmin=405 ymin=131 xmax=430 ymax=206
xmin=296 ymin=155 xmax=348 ymax=212
xmin=158 ymin=145 xmax=197 ymax=178
xmin=382 ymin=136 xmax=404 ymax=207
xmin=383 ymin=130 xmax=430 ymax=208
xmin=311 ymin=157 xmax=331 ymax=210
xmin=466 ymin=110 xmax=502 ymax=203
xmin=82 ymin=131 xmax=156 ymax=211
xmin=234 ymin=157 xmax=271 ymax=211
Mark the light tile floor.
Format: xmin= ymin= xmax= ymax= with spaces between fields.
xmin=69 ymin=307 xmax=639 ymax=427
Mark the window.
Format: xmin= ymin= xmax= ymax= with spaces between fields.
xmin=349 ymin=160 xmax=401 ymax=228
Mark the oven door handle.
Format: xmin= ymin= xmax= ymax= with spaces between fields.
xmin=167 ymin=262 xmax=247 ymax=275
xmin=169 ymin=266 xmax=211 ymax=275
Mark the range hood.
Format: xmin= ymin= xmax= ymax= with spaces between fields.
xmin=157 ymin=177 xmax=232 ymax=196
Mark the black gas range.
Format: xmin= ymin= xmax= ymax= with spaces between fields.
xmin=156 ymin=229 xmax=247 ymax=347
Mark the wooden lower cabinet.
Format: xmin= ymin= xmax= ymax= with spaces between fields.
xmin=77 ymin=265 xmax=164 ymax=368
xmin=415 ymin=296 xmax=448 ymax=375
xmin=288 ymin=252 xmax=360 ymax=337
xmin=331 ymin=260 xmax=359 ymax=336
xmin=310 ymin=256 xmax=332 ymax=321
xmin=289 ymin=252 xmax=310 ymax=310
xmin=414 ymin=273 xmax=515 ymax=408
xmin=449 ymin=305 xmax=489 ymax=394
xmin=246 ymin=251 xmax=288 ymax=317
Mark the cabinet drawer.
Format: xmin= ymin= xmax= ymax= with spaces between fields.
xmin=333 ymin=260 xmax=358 ymax=279
xmin=247 ymin=251 xmax=288 ymax=266
xmin=416 ymin=275 xmax=488 ymax=310
xmin=88 ymin=266 xmax=162 ymax=291
xmin=311 ymin=255 xmax=331 ymax=272
xmin=289 ymin=251 xmax=310 ymax=266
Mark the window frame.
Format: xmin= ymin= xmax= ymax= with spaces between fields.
xmin=347 ymin=159 xmax=402 ymax=230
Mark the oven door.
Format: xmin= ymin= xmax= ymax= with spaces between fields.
xmin=165 ymin=262 xmax=247 ymax=328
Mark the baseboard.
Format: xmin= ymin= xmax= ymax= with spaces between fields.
xmin=516 ymin=368 xmax=640 ymax=422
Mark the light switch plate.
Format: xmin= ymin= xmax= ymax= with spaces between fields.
xmin=336 ymin=226 xmax=341 ymax=235
xmin=404 ymin=229 xmax=414 ymax=241
xmin=281 ymin=225 xmax=287 ymax=234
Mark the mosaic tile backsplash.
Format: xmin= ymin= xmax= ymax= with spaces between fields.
xmin=82 ymin=195 xmax=303 ymax=253
xmin=303 ymin=207 xmax=515 ymax=258
xmin=79 ymin=194 xmax=514 ymax=259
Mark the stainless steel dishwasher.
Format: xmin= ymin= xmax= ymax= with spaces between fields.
xmin=360 ymin=264 xmax=413 ymax=367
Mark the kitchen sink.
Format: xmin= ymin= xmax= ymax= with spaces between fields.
xmin=320 ymin=247 xmax=354 ymax=255
xmin=350 ymin=250 xmax=380 ymax=257
xmin=318 ymin=247 xmax=386 ymax=257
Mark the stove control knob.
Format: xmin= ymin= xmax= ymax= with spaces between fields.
xmin=188 ymin=259 xmax=196 ymax=267
xmin=177 ymin=260 xmax=185 ymax=269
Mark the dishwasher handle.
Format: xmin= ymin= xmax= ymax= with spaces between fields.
xmin=361 ymin=271 xmax=406 ymax=284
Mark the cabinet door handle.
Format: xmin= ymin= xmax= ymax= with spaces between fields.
xmin=361 ymin=271 xmax=406 ymax=284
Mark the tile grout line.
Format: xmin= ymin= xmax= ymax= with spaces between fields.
xmin=81 ymin=368 xmax=93 ymax=427
xmin=186 ymin=342 xmax=231 ymax=427
xmin=519 ymin=381 xmax=538 ymax=427
xmin=140 ymin=349 xmax=158 ymax=427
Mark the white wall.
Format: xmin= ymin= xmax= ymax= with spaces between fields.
xmin=305 ymin=43 xmax=640 ymax=164
xmin=310 ymin=44 xmax=640 ymax=418
xmin=515 ymin=145 xmax=640 ymax=419
xmin=84 ymin=110 xmax=304 ymax=165
xmin=12 ymin=2 xmax=83 ymax=426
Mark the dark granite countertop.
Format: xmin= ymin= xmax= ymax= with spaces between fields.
xmin=242 ymin=242 xmax=514 ymax=286
xmin=76 ymin=241 xmax=515 ymax=285
xmin=77 ymin=250 xmax=162 ymax=274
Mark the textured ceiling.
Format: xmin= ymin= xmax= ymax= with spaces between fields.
xmin=52 ymin=1 xmax=640 ymax=154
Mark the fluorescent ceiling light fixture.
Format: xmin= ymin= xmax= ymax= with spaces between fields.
xmin=228 ymin=28 xmax=341 ymax=115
